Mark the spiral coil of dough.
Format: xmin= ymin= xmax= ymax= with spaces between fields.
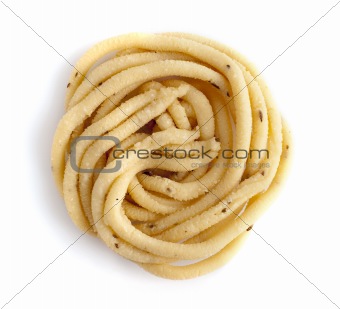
xmin=51 ymin=33 xmax=291 ymax=279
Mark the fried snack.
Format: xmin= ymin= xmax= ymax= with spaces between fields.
xmin=51 ymin=33 xmax=291 ymax=279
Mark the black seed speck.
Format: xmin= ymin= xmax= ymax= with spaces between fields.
xmin=115 ymin=243 xmax=119 ymax=249
xmin=222 ymin=208 xmax=227 ymax=213
xmin=166 ymin=188 xmax=172 ymax=193
xmin=226 ymin=64 xmax=231 ymax=69
xmin=67 ymin=83 xmax=70 ymax=88
xmin=98 ymin=82 xmax=103 ymax=86
xmin=75 ymin=72 xmax=78 ymax=77
xmin=149 ymin=224 xmax=155 ymax=228
xmin=286 ymin=145 xmax=289 ymax=150
xmin=143 ymin=170 xmax=153 ymax=176
xmin=226 ymin=91 xmax=230 ymax=97
xmin=261 ymin=171 xmax=265 ymax=176
xmin=259 ymin=110 xmax=263 ymax=122
xmin=211 ymin=82 xmax=220 ymax=89
xmin=247 ymin=225 xmax=253 ymax=231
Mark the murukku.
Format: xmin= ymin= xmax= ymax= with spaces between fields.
xmin=51 ymin=33 xmax=291 ymax=279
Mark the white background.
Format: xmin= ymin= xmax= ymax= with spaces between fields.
xmin=2 ymin=0 xmax=340 ymax=308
